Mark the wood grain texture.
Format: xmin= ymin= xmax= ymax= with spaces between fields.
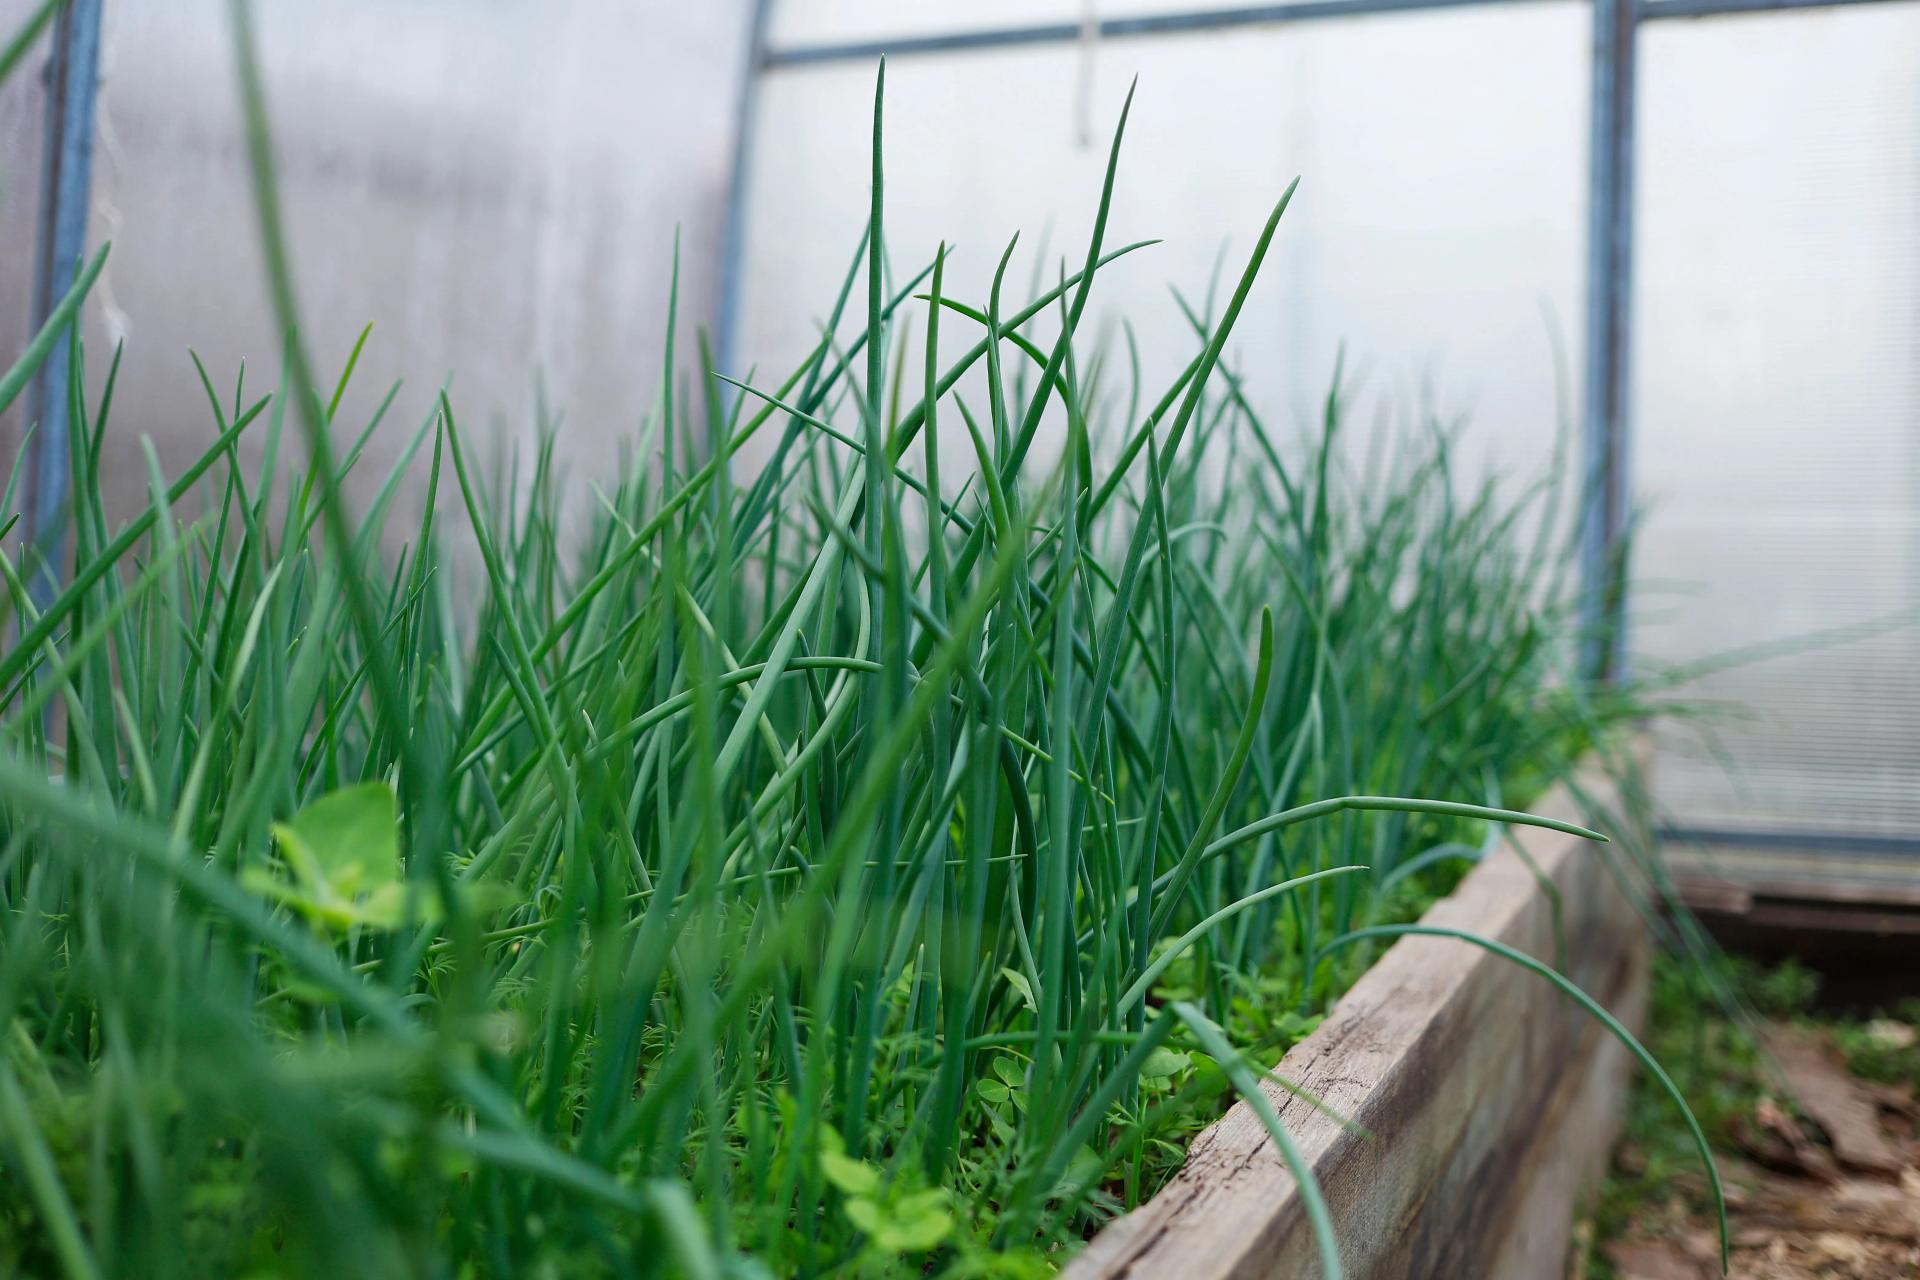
xmin=1066 ymin=763 xmax=1650 ymax=1280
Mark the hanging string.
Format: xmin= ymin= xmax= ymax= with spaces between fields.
xmin=1074 ymin=0 xmax=1098 ymax=149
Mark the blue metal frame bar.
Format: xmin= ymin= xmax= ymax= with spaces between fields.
xmin=1580 ymin=0 xmax=1635 ymax=681
xmin=1640 ymin=0 xmax=1900 ymax=18
xmin=714 ymin=0 xmax=774 ymax=392
xmin=25 ymin=0 xmax=104 ymax=602
xmin=761 ymin=0 xmax=1909 ymax=67
xmin=1665 ymin=826 xmax=1920 ymax=858
xmin=764 ymin=0 xmax=1561 ymax=67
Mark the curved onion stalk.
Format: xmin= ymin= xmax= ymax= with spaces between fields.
xmin=1317 ymin=924 xmax=1729 ymax=1271
xmin=1172 ymin=1002 xmax=1344 ymax=1280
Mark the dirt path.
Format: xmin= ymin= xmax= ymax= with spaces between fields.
xmin=1590 ymin=1024 xmax=1920 ymax=1280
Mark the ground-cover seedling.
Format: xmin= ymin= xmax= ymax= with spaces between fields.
xmin=0 ymin=7 xmax=1722 ymax=1277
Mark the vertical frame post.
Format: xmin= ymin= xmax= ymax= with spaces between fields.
xmin=1581 ymin=0 xmax=1636 ymax=680
xmin=713 ymin=0 xmax=773 ymax=390
xmin=25 ymin=0 xmax=105 ymax=601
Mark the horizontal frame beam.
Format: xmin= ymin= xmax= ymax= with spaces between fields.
xmin=765 ymin=0 xmax=1554 ymax=68
xmin=1664 ymin=825 xmax=1920 ymax=858
xmin=764 ymin=0 xmax=1910 ymax=68
xmin=1639 ymin=0 xmax=1902 ymax=18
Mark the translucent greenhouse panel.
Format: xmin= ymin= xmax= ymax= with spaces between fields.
xmin=0 ymin=0 xmax=51 ymax=464
xmin=742 ymin=5 xmax=1589 ymax=492
xmin=1633 ymin=3 xmax=1920 ymax=849
xmin=63 ymin=0 xmax=746 ymax=529
xmin=768 ymin=1 xmax=1413 ymax=49
xmin=771 ymin=1 xmax=1088 ymax=47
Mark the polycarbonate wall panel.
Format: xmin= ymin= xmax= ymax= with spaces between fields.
xmin=0 ymin=0 xmax=51 ymax=462
xmin=771 ymin=1 xmax=1086 ymax=45
xmin=742 ymin=6 xmax=1590 ymax=490
xmin=15 ymin=1 xmax=746 ymax=530
xmin=764 ymin=0 xmax=1466 ymax=47
xmin=768 ymin=0 xmax=1434 ymax=47
xmin=1632 ymin=2 xmax=1920 ymax=843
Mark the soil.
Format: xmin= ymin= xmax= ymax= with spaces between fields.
xmin=1586 ymin=1023 xmax=1920 ymax=1280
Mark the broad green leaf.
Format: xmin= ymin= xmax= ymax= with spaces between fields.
xmin=273 ymin=780 xmax=400 ymax=897
xmin=820 ymin=1150 xmax=879 ymax=1197
xmin=1139 ymin=1047 xmax=1191 ymax=1080
xmin=883 ymin=1193 xmax=953 ymax=1253
xmin=845 ymin=1193 xmax=953 ymax=1255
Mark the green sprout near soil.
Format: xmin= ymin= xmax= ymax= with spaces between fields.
xmin=0 ymin=5 xmax=1724 ymax=1277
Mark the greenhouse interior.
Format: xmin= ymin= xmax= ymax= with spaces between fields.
xmin=0 ymin=1 xmax=1915 ymax=1277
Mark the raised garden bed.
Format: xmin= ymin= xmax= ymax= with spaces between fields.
xmin=1068 ymin=759 xmax=1651 ymax=1280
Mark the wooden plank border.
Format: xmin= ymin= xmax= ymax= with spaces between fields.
xmin=1067 ymin=761 xmax=1650 ymax=1279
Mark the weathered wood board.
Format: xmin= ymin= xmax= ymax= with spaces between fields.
xmin=1067 ymin=764 xmax=1651 ymax=1280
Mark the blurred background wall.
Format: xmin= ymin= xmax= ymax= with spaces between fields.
xmin=0 ymin=0 xmax=751 ymax=531
xmin=0 ymin=4 xmax=48 ymax=444
xmin=738 ymin=1 xmax=1920 ymax=855
xmin=2 ymin=0 xmax=1918 ymax=862
xmin=740 ymin=2 xmax=1589 ymax=489
xmin=1631 ymin=6 xmax=1920 ymax=848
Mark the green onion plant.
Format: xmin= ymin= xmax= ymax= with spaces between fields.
xmin=0 ymin=9 xmax=1723 ymax=1278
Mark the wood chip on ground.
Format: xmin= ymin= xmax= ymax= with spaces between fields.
xmin=1595 ymin=1022 xmax=1920 ymax=1279
xmin=1761 ymin=1024 xmax=1906 ymax=1176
